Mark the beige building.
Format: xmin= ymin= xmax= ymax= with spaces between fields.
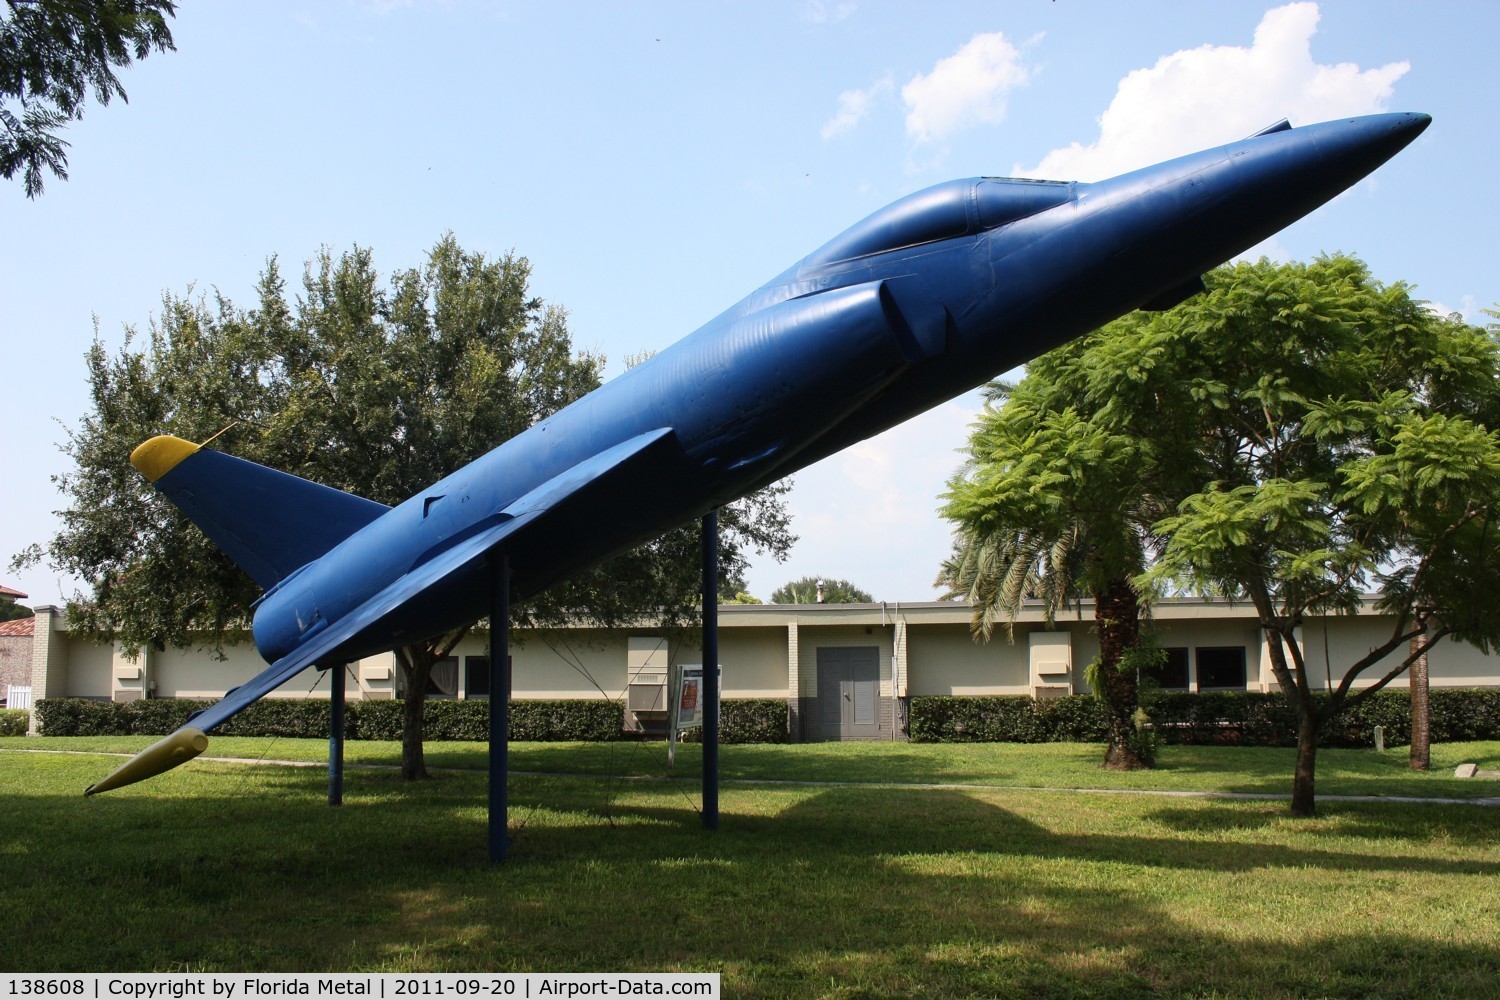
xmin=22 ymin=597 xmax=1498 ymax=739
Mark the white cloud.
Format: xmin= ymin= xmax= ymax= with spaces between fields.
xmin=1234 ymin=234 xmax=1292 ymax=264
xmin=1016 ymin=2 xmax=1409 ymax=181
xmin=744 ymin=397 xmax=981 ymax=603
xmin=1425 ymin=295 xmax=1481 ymax=323
xmin=803 ymin=0 xmax=857 ymax=24
xmin=902 ymin=32 xmax=1032 ymax=144
xmin=821 ymin=76 xmax=893 ymax=139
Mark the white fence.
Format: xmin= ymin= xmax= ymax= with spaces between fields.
xmin=5 ymin=685 xmax=30 ymax=710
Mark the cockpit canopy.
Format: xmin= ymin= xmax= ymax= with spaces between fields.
xmin=803 ymin=177 xmax=1075 ymax=269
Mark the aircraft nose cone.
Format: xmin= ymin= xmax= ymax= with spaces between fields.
xmin=1391 ymin=111 xmax=1432 ymax=134
xmin=1219 ymin=112 xmax=1432 ymax=235
xmin=1357 ymin=111 xmax=1430 ymax=152
xmin=1312 ymin=111 xmax=1430 ymax=182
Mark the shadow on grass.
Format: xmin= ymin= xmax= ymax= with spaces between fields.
xmin=511 ymin=740 xmax=1500 ymax=801
xmin=20 ymin=736 xmax=1500 ymax=804
xmin=7 ymin=758 xmax=1500 ymax=996
xmin=1143 ymin=798 xmax=1499 ymax=844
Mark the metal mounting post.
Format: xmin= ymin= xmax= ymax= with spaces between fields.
xmin=327 ymin=662 xmax=345 ymax=807
xmin=489 ymin=552 xmax=513 ymax=862
xmin=702 ymin=509 xmax=719 ymax=831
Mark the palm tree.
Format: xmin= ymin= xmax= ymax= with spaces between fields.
xmin=940 ymin=379 xmax=1159 ymax=769
xmin=939 ymin=520 xmax=1152 ymax=769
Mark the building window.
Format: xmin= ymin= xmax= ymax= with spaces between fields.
xmin=1196 ymin=646 xmax=1247 ymax=690
xmin=1155 ymin=647 xmax=1190 ymax=690
xmin=465 ymin=656 xmax=490 ymax=699
xmin=425 ymin=656 xmax=459 ymax=698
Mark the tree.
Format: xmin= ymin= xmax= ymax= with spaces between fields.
xmin=718 ymin=567 xmax=763 ymax=604
xmin=0 ymin=595 xmax=30 ymax=622
xmin=2 ymin=0 xmax=177 ymax=197
xmin=1409 ymin=624 xmax=1430 ymax=771
xmin=20 ymin=235 xmax=794 ymax=779
xmin=1051 ymin=256 xmax=1500 ymax=815
xmin=770 ymin=576 xmax=872 ymax=604
xmin=939 ymin=381 xmax=1161 ymax=769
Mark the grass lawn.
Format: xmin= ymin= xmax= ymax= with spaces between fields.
xmin=14 ymin=733 xmax=1500 ymax=800
xmin=4 ymin=738 xmax=1499 ymax=997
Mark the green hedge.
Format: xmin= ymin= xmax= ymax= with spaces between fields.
xmin=908 ymin=695 xmax=1109 ymax=743
xmin=343 ymin=699 xmax=627 ymax=742
xmin=1147 ymin=692 xmax=1298 ymax=746
xmin=33 ymin=696 xmax=790 ymax=744
xmin=34 ymin=697 xmax=129 ymax=736
xmin=909 ymin=689 xmax=1500 ymax=747
xmin=679 ymin=699 xmax=790 ymax=744
xmin=1148 ymin=689 xmax=1500 ymax=747
xmin=0 ymin=708 xmax=28 ymax=737
xmin=39 ymin=690 xmax=1498 ymax=747
xmin=1322 ymin=688 xmax=1500 ymax=746
xmin=32 ymin=697 xmax=332 ymax=739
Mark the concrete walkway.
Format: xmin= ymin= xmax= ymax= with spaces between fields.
xmin=6 ymin=745 xmax=1498 ymax=807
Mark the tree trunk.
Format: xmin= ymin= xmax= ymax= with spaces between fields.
xmin=1096 ymin=578 xmax=1147 ymax=771
xmin=398 ymin=645 xmax=434 ymax=782
xmin=1410 ymin=628 xmax=1430 ymax=771
xmin=1291 ymin=705 xmax=1321 ymax=817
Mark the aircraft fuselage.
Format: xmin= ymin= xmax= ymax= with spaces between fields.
xmin=251 ymin=112 xmax=1430 ymax=665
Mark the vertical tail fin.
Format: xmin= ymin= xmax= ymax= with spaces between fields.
xmin=132 ymin=436 xmax=390 ymax=589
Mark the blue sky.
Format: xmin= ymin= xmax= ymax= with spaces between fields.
xmin=3 ymin=0 xmax=1494 ymax=608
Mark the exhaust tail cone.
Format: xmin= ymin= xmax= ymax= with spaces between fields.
xmin=84 ymin=727 xmax=208 ymax=795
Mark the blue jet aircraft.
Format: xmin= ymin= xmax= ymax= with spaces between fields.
xmin=88 ymin=112 xmax=1430 ymax=794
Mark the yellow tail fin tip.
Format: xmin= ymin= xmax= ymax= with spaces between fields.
xmin=130 ymin=436 xmax=200 ymax=483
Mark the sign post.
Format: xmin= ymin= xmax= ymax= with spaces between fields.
xmin=668 ymin=664 xmax=706 ymax=769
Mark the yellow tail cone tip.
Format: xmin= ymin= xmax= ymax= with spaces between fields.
xmin=84 ymin=727 xmax=209 ymax=796
xmin=129 ymin=435 xmax=200 ymax=483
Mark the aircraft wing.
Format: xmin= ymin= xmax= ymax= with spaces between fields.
xmin=86 ymin=427 xmax=681 ymax=795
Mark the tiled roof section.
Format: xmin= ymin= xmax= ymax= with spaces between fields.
xmin=0 ymin=617 xmax=35 ymax=637
xmin=0 ymin=585 xmax=27 ymax=600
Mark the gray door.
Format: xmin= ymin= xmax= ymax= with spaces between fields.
xmin=816 ymin=646 xmax=882 ymax=740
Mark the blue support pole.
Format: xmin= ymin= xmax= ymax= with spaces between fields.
xmin=327 ymin=663 xmax=345 ymax=807
xmin=489 ymin=553 xmax=512 ymax=862
xmin=702 ymin=510 xmax=719 ymax=831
